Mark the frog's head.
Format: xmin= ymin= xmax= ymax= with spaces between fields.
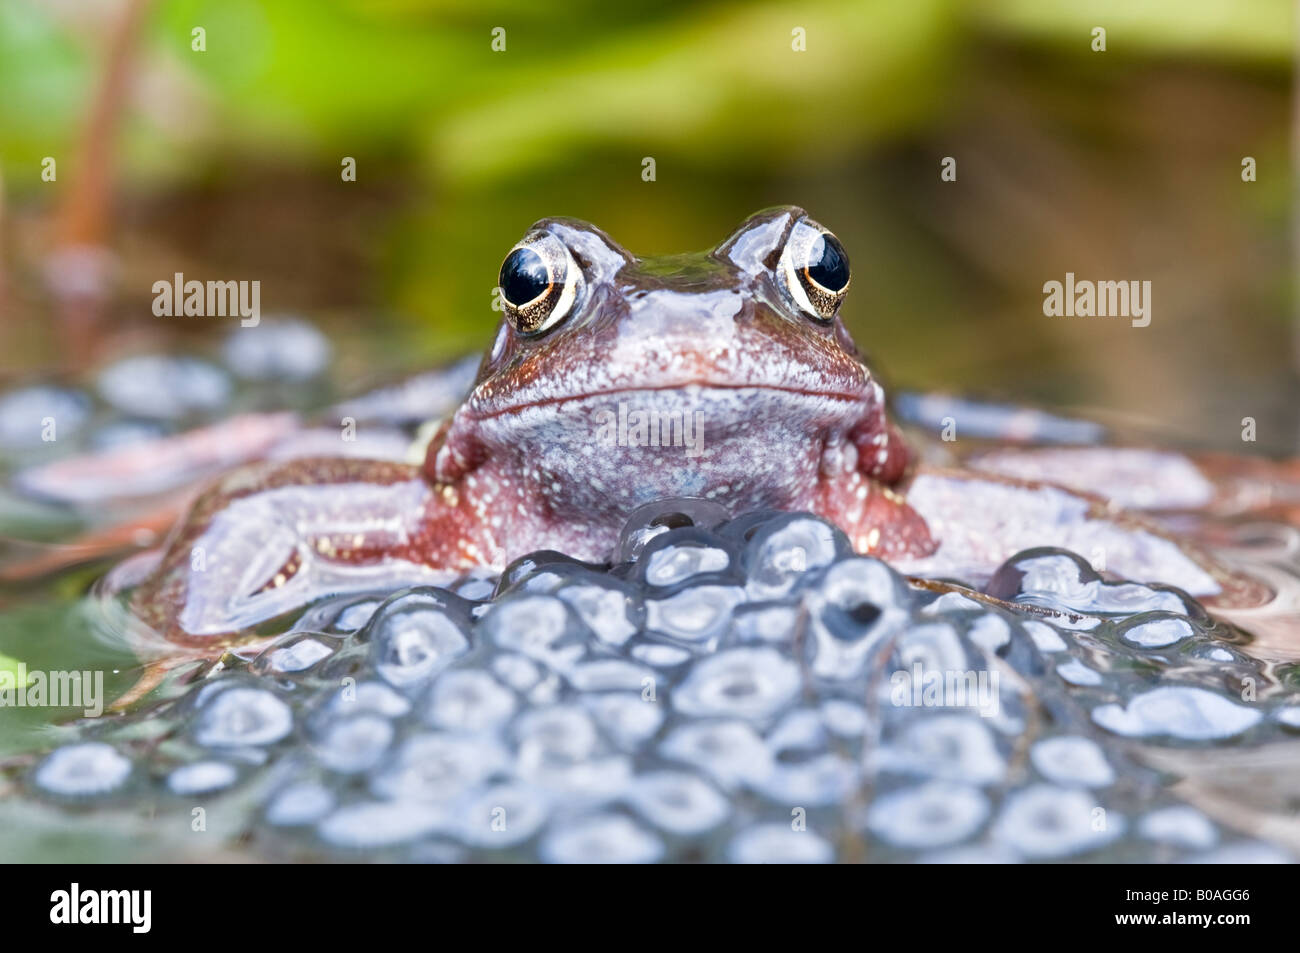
xmin=430 ymin=207 xmax=903 ymax=523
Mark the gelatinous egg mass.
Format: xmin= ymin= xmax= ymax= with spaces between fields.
xmin=23 ymin=503 xmax=1295 ymax=864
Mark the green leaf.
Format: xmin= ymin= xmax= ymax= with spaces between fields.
xmin=0 ymin=651 xmax=31 ymax=686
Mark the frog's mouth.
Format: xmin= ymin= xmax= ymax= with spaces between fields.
xmin=467 ymin=381 xmax=871 ymax=422
xmin=464 ymin=382 xmax=877 ymax=465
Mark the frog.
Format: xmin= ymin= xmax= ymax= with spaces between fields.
xmin=98 ymin=207 xmax=1276 ymax=649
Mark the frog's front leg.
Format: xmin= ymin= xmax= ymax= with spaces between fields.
xmin=130 ymin=457 xmax=491 ymax=647
xmin=813 ymin=407 xmax=937 ymax=561
xmin=891 ymin=467 xmax=1272 ymax=610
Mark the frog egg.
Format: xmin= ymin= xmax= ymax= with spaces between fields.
xmin=370 ymin=733 xmax=509 ymax=803
xmin=629 ymin=641 xmax=693 ymax=669
xmin=872 ymin=714 xmax=1007 ymax=786
xmin=567 ymin=659 xmax=655 ymax=694
xmin=1029 ymin=736 xmax=1115 ymax=788
xmin=98 ymin=355 xmax=230 ymax=420
xmin=1136 ymin=805 xmax=1218 ymax=851
xmin=166 ymin=760 xmax=239 ymax=796
xmin=625 ymin=771 xmax=731 ymax=836
xmin=729 ymin=602 xmax=801 ymax=647
xmin=366 ymin=589 xmax=473 ymax=690
xmin=920 ymin=591 xmax=986 ymax=615
xmin=540 ymin=813 xmax=664 ymax=864
xmin=966 ymin=613 xmax=1011 ymax=654
xmin=332 ymin=599 xmax=382 ymax=632
xmin=805 ymin=559 xmax=911 ymax=681
xmin=580 ymin=694 xmax=665 ymax=751
xmin=766 ymin=708 xmax=831 ymax=752
xmin=321 ymin=679 xmax=411 ymax=720
xmin=889 ymin=622 xmax=974 ymax=681
xmin=644 ymin=542 xmax=733 ymax=587
xmin=1185 ymin=643 xmax=1250 ymax=666
xmin=659 ymin=720 xmax=774 ymax=791
xmin=865 ymin=782 xmax=990 ymax=850
xmin=513 ymin=706 xmax=603 ymax=773
xmin=1275 ymin=706 xmax=1300 ymax=731
xmin=985 ymin=548 xmax=1101 ymax=606
xmin=761 ymin=707 xmax=864 ymax=804
xmin=991 ymin=784 xmax=1122 ymax=858
xmin=312 ymin=714 xmax=395 ymax=774
xmin=265 ymin=781 xmax=336 ymax=827
xmin=222 ymin=317 xmax=332 ymax=381
xmin=494 ymin=551 xmax=603 ymax=598
xmin=317 ymin=799 xmax=447 ymax=849
xmin=527 ymin=753 xmax=632 ymax=803
xmin=478 ymin=593 xmax=588 ymax=672
xmin=421 ymin=669 xmax=517 ymax=734
xmin=33 ymin=742 xmax=133 ymax=798
xmin=1118 ymin=614 xmax=1195 ymax=649
xmin=672 ymin=647 xmax=800 ymax=722
xmin=820 ymin=699 xmax=871 ymax=738
xmin=193 ymin=687 xmax=294 ymax=748
xmin=524 ymin=672 xmax=566 ymax=708
xmin=816 ymin=555 xmax=911 ymax=614
xmin=634 ymin=528 xmax=738 ymax=590
xmin=1091 ymin=686 xmax=1261 ymax=741
xmin=454 ymin=782 xmax=551 ymax=849
xmin=1056 ymin=659 xmax=1104 ymax=687
xmin=742 ymin=514 xmax=849 ymax=601
xmin=645 ymin=584 xmax=746 ymax=650
xmin=554 ymin=577 xmax=643 ymax=647
xmin=986 ymin=548 xmax=1189 ymax=617
xmin=87 ymin=418 xmax=169 ymax=451
xmin=290 ymin=594 xmax=381 ymax=635
xmin=753 ymin=751 xmax=859 ymax=808
xmin=252 ymin=632 xmax=339 ymax=675
xmin=728 ymin=823 xmax=833 ymax=864
xmin=613 ymin=498 xmax=731 ymax=564
xmin=451 ymin=572 xmax=498 ymax=602
xmin=0 ymin=385 xmax=91 ymax=449
xmin=491 ymin=653 xmax=544 ymax=693
xmin=1021 ymin=619 xmax=1069 ymax=653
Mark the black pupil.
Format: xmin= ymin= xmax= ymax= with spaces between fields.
xmin=805 ymin=234 xmax=849 ymax=292
xmin=500 ymin=247 xmax=550 ymax=307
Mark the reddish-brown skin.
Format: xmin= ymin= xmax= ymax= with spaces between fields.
xmin=131 ymin=208 xmax=935 ymax=646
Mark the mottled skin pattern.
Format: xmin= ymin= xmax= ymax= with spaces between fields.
xmin=134 ymin=208 xmax=933 ymax=645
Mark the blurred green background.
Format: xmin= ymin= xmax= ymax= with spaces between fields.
xmin=0 ymin=0 xmax=1294 ymax=448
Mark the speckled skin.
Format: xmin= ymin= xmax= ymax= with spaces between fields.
xmin=133 ymin=208 xmax=933 ymax=643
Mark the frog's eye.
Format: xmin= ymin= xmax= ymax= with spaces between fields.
xmin=777 ymin=220 xmax=850 ymax=322
xmin=498 ymin=232 xmax=583 ymax=335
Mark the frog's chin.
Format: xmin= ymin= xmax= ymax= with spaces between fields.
xmin=456 ymin=385 xmax=875 ymax=519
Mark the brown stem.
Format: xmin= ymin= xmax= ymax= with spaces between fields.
xmin=48 ymin=0 xmax=154 ymax=369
